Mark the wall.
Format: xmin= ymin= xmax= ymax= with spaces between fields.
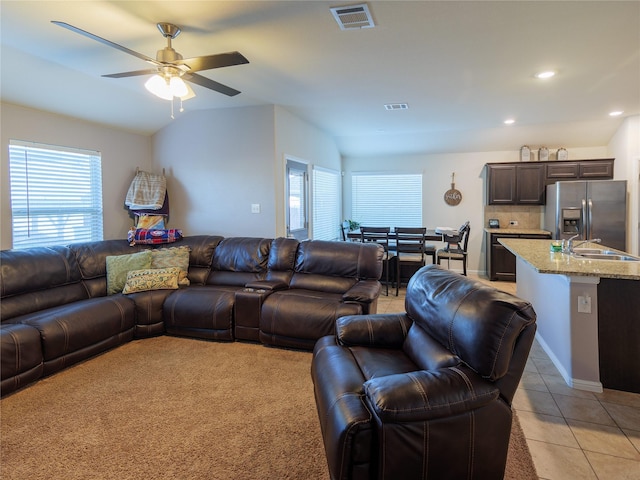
xmin=607 ymin=115 xmax=640 ymax=255
xmin=342 ymin=146 xmax=607 ymax=275
xmin=274 ymin=106 xmax=342 ymax=238
xmin=0 ymin=102 xmax=152 ymax=250
xmin=152 ymin=105 xmax=340 ymax=239
xmin=152 ymin=105 xmax=276 ymax=238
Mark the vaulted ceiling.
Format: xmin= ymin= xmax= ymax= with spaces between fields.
xmin=1 ymin=1 xmax=639 ymax=157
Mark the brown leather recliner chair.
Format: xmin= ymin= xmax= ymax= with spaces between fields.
xmin=311 ymin=264 xmax=536 ymax=480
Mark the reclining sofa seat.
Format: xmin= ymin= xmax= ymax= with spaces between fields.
xmin=311 ymin=264 xmax=537 ymax=480
xmin=163 ymin=236 xmax=271 ymax=340
xmin=259 ymin=239 xmax=384 ymax=350
xmin=0 ymin=245 xmax=136 ymax=393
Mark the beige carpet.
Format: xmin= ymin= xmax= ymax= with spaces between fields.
xmin=1 ymin=336 xmax=537 ymax=479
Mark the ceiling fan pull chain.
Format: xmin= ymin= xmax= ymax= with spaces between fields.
xmin=180 ymin=97 xmax=185 ymax=113
xmin=170 ymin=98 xmax=175 ymax=120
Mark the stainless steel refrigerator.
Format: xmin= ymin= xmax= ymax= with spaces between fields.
xmin=544 ymin=180 xmax=627 ymax=251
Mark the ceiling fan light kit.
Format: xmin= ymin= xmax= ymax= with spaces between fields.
xmin=52 ymin=20 xmax=249 ymax=116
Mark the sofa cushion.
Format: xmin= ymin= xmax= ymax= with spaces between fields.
xmin=290 ymin=240 xmax=383 ymax=293
xmin=106 ymin=250 xmax=153 ymax=295
xmin=405 ymin=265 xmax=536 ymax=380
xmin=207 ymin=237 xmax=271 ymax=286
xmin=0 ymin=323 xmax=44 ymax=395
xmin=151 ymin=246 xmax=190 ymax=286
xmin=0 ymin=246 xmax=87 ymax=321
xmin=122 ymin=267 xmax=181 ymax=294
xmin=163 ymin=286 xmax=235 ymax=341
xmin=260 ymin=290 xmax=362 ymax=349
xmin=15 ymin=296 xmax=135 ymax=375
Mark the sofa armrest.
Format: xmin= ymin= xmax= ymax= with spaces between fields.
xmin=342 ymin=279 xmax=381 ymax=303
xmin=244 ymin=279 xmax=288 ymax=291
xmin=363 ymin=365 xmax=499 ymax=422
xmin=336 ymin=314 xmax=412 ymax=348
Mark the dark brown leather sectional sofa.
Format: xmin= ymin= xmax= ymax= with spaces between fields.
xmin=1 ymin=235 xmax=383 ymax=396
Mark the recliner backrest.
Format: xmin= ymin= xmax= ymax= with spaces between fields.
xmin=207 ymin=237 xmax=271 ymax=286
xmin=290 ymin=240 xmax=383 ymax=293
xmin=1 ymin=246 xmax=88 ymax=321
xmin=404 ymin=265 xmax=535 ymax=381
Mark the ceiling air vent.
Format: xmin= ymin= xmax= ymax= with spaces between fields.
xmin=384 ymin=103 xmax=409 ymax=111
xmin=330 ymin=4 xmax=375 ymax=30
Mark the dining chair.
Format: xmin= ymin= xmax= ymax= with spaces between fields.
xmin=437 ymin=221 xmax=470 ymax=275
xmin=394 ymin=227 xmax=427 ymax=296
xmin=360 ymin=227 xmax=394 ymax=295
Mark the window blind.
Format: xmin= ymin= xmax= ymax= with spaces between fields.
xmin=9 ymin=140 xmax=104 ymax=249
xmin=351 ymin=173 xmax=422 ymax=227
xmin=312 ymin=166 xmax=341 ymax=240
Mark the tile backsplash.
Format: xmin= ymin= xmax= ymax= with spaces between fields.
xmin=484 ymin=205 xmax=544 ymax=229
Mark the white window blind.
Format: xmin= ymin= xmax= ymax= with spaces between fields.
xmin=9 ymin=140 xmax=104 ymax=249
xmin=352 ymin=173 xmax=422 ymax=227
xmin=312 ymin=166 xmax=341 ymax=240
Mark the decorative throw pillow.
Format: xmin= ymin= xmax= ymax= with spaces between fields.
xmin=106 ymin=250 xmax=153 ymax=295
xmin=122 ymin=267 xmax=181 ymax=294
xmin=151 ymin=245 xmax=191 ymax=286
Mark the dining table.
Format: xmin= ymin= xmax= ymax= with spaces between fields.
xmin=346 ymin=228 xmax=449 ymax=244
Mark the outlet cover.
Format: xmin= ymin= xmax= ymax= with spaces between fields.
xmin=577 ymin=295 xmax=591 ymax=314
xmin=251 ymin=204 xmax=260 ymax=214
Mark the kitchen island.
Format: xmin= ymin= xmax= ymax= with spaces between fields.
xmin=499 ymin=238 xmax=640 ymax=393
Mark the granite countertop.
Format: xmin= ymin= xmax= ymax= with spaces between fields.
xmin=499 ymin=238 xmax=640 ymax=280
xmin=484 ymin=228 xmax=551 ymax=235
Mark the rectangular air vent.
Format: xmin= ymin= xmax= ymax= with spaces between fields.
xmin=384 ymin=103 xmax=409 ymax=111
xmin=330 ymin=4 xmax=375 ymax=30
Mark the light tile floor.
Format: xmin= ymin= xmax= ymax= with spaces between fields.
xmin=376 ymin=273 xmax=640 ymax=480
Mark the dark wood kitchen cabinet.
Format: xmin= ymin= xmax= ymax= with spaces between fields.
xmin=486 ymin=163 xmax=545 ymax=205
xmin=545 ymin=158 xmax=614 ymax=184
xmin=487 ymin=159 xmax=614 ymax=205
xmin=487 ymin=232 xmax=551 ymax=281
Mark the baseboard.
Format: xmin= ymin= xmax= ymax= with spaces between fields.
xmin=535 ymin=333 xmax=603 ymax=393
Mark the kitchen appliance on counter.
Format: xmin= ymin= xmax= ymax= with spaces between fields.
xmin=544 ymin=180 xmax=627 ymax=251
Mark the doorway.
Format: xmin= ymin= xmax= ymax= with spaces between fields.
xmin=286 ymin=159 xmax=309 ymax=240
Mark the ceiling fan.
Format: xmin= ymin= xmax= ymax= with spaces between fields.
xmin=52 ymin=21 xmax=249 ymax=100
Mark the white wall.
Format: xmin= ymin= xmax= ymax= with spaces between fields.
xmin=152 ymin=105 xmax=276 ymax=238
xmin=343 ymin=146 xmax=608 ymax=275
xmin=274 ymin=106 xmax=342 ymax=238
xmin=607 ymin=115 xmax=640 ymax=255
xmin=0 ymin=102 xmax=152 ymax=250
xmin=152 ymin=105 xmax=340 ymax=239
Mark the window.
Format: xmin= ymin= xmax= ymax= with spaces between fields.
xmin=312 ymin=166 xmax=341 ymax=240
xmin=286 ymin=159 xmax=308 ymax=241
xmin=351 ymin=173 xmax=422 ymax=227
xmin=9 ymin=140 xmax=103 ymax=249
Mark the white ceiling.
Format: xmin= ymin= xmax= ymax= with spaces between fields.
xmin=1 ymin=1 xmax=639 ymax=157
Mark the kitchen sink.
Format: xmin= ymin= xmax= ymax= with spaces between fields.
xmin=572 ymin=251 xmax=640 ymax=262
xmin=572 ymin=248 xmax=601 ymax=255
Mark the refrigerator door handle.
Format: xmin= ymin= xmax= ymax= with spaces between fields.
xmin=582 ymin=198 xmax=587 ymax=240
xmin=587 ymin=198 xmax=593 ymax=240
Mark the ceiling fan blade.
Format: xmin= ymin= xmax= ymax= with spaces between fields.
xmin=52 ymin=21 xmax=161 ymax=66
xmin=185 ymin=73 xmax=241 ymax=97
xmin=175 ymin=52 xmax=249 ymax=73
xmin=103 ymin=69 xmax=160 ymax=78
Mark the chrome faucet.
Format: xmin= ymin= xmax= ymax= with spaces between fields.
xmin=573 ymin=238 xmax=601 ymax=250
xmin=563 ymin=235 xmax=601 ymax=254
xmin=562 ymin=234 xmax=580 ymax=253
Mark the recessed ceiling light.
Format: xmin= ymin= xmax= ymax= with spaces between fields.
xmin=504 ymin=119 xmax=515 ymax=125
xmin=609 ymin=110 xmax=624 ymax=117
xmin=535 ymin=71 xmax=556 ymax=79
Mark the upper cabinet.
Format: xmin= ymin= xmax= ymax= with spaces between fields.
xmin=486 ymin=158 xmax=614 ymax=205
xmin=487 ymin=163 xmax=545 ymax=205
